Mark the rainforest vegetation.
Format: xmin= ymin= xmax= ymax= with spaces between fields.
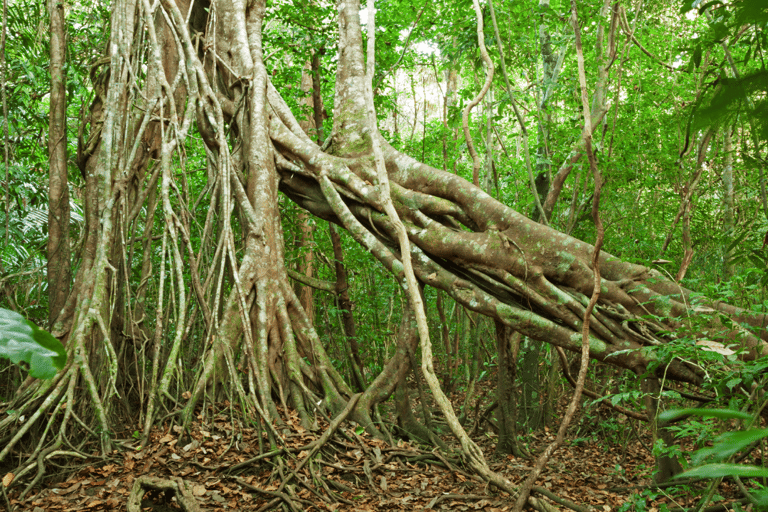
xmin=0 ymin=0 xmax=767 ymax=510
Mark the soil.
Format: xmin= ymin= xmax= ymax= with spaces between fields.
xmin=1 ymin=391 xmax=745 ymax=512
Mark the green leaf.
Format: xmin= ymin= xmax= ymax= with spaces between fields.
xmin=658 ymin=408 xmax=752 ymax=423
xmin=756 ymin=491 xmax=768 ymax=511
xmin=711 ymin=21 xmax=729 ymax=41
xmin=725 ymin=229 xmax=751 ymax=255
xmin=0 ymin=308 xmax=67 ymax=379
xmin=697 ymin=1 xmax=724 ymax=15
xmin=693 ymin=43 xmax=702 ymax=69
xmin=677 ymin=463 xmax=768 ymax=479
xmin=693 ymin=428 xmax=768 ymax=465
xmin=679 ymin=0 xmax=697 ymax=14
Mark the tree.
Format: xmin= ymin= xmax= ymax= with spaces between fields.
xmin=46 ymin=0 xmax=70 ymax=326
xmin=1 ymin=0 xmax=766 ymax=503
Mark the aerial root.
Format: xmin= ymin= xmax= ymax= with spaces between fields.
xmin=126 ymin=475 xmax=204 ymax=512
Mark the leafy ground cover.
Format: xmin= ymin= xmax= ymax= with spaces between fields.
xmin=2 ymin=385 xmax=746 ymax=512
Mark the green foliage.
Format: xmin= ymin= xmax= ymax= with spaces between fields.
xmin=0 ymin=308 xmax=66 ymax=379
xmin=695 ymin=70 xmax=768 ymax=139
xmin=659 ymin=408 xmax=753 ymax=422
xmin=0 ymin=0 xmax=765 ymax=487
xmin=681 ymin=463 xmax=768 ymax=479
xmin=691 ymin=428 xmax=768 ymax=466
xmin=617 ymin=488 xmax=672 ymax=512
xmin=663 ymin=407 xmax=768 ymax=508
xmin=0 ymin=0 xmax=98 ymax=321
xmin=681 ymin=0 xmax=768 ymax=145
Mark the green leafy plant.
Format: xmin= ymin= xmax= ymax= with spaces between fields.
xmin=0 ymin=307 xmax=67 ymax=379
xmin=661 ymin=408 xmax=768 ymax=509
xmin=617 ymin=488 xmax=672 ymax=512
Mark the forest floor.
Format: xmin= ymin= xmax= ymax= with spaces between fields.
xmin=2 ymin=382 xmax=744 ymax=512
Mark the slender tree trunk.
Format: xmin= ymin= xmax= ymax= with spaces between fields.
xmin=47 ymin=0 xmax=70 ymax=327
xmin=642 ymin=377 xmax=683 ymax=483
xmin=495 ymin=322 xmax=523 ymax=456
xmin=311 ymin=49 xmax=325 ymax=144
xmin=541 ymin=0 xmax=617 ymax=222
xmin=661 ymin=128 xmax=715 ymax=257
xmin=532 ymin=0 xmax=556 ymax=221
xmin=329 ymin=223 xmax=365 ymax=391
xmin=293 ymin=61 xmax=318 ymax=325
xmin=722 ymin=128 xmax=735 ymax=278
xmin=519 ymin=338 xmax=542 ymax=430
xmin=445 ymin=63 xmax=458 ymax=174
xmin=436 ymin=291 xmax=453 ymax=391
xmin=484 ymin=85 xmax=496 ymax=195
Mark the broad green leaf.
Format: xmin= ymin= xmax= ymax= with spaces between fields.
xmin=679 ymin=0 xmax=697 ymax=14
xmin=677 ymin=463 xmax=768 ymax=479
xmin=693 ymin=428 xmax=768 ymax=465
xmin=0 ymin=308 xmax=67 ymax=379
xmin=756 ymin=491 xmax=768 ymax=511
xmin=712 ymin=21 xmax=729 ymax=41
xmin=725 ymin=229 xmax=751 ymax=255
xmin=658 ymin=408 xmax=752 ymax=422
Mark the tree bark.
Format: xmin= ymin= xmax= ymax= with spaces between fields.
xmin=329 ymin=223 xmax=365 ymax=391
xmin=642 ymin=377 xmax=684 ymax=483
xmin=495 ymin=322 xmax=523 ymax=455
xmin=46 ymin=0 xmax=70 ymax=327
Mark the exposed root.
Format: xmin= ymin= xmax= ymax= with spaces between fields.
xmin=427 ymin=493 xmax=497 ymax=509
xmin=532 ymin=486 xmax=593 ymax=512
xmin=4 ymin=400 xmax=609 ymax=511
xmin=0 ymin=364 xmax=107 ymax=488
xmin=126 ymin=475 xmax=203 ymax=512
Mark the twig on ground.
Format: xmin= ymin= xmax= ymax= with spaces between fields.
xmin=431 ymin=449 xmax=482 ymax=482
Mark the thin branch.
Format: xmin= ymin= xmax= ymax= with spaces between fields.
xmin=462 ymin=0 xmax=494 ymax=188
xmin=1 ymin=0 xmax=8 ymax=258
xmin=619 ymin=6 xmax=677 ymax=72
xmin=513 ymin=1 xmax=604 ymax=508
xmin=487 ymin=0 xmax=547 ymax=225
xmin=374 ymin=6 xmax=425 ymax=91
